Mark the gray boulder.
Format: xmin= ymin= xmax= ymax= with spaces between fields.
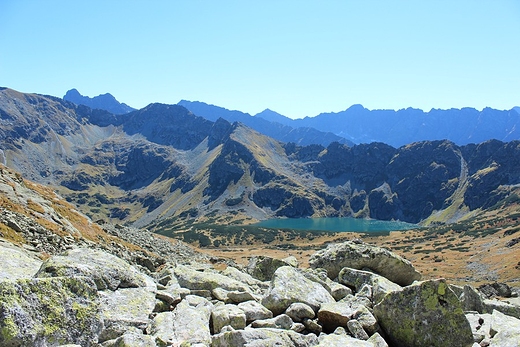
xmin=0 ymin=276 xmax=102 ymax=347
xmin=173 ymin=264 xmax=251 ymax=292
xmin=347 ymin=319 xmax=369 ymax=340
xmin=169 ymin=295 xmax=213 ymax=346
xmin=318 ymin=301 xmax=355 ymax=332
xmin=36 ymin=248 xmax=156 ymax=291
xmin=246 ymin=256 xmax=297 ymax=281
xmin=211 ymin=304 xmax=246 ymax=333
xmin=212 ymin=327 xmax=318 ymax=347
xmin=147 ymin=311 xmax=175 ymax=347
xmin=237 ymin=300 xmax=273 ymax=323
xmin=251 ymin=314 xmax=293 ymax=329
xmin=99 ymin=287 xmax=157 ymax=335
xmin=373 ymin=278 xmax=474 ymax=347
xmin=0 ymin=241 xmax=42 ymax=280
xmin=309 ymin=240 xmax=421 ymax=286
xmin=285 ymin=302 xmax=315 ymax=322
xmin=261 ymin=266 xmax=335 ymax=315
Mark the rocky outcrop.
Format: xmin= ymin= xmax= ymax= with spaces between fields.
xmin=309 ymin=239 xmax=421 ymax=285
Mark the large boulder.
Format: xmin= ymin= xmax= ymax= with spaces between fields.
xmin=211 ymin=327 xmax=318 ymax=347
xmin=173 ymin=264 xmax=251 ymax=292
xmin=488 ymin=309 xmax=520 ymax=346
xmin=373 ymin=279 xmax=474 ymax=347
xmin=36 ymin=248 xmax=155 ymax=291
xmin=0 ymin=241 xmax=42 ymax=280
xmin=308 ymin=240 xmax=421 ymax=286
xmin=0 ymin=276 xmax=102 ymax=347
xmin=246 ymin=256 xmax=297 ymax=281
xmin=261 ymin=266 xmax=335 ymax=315
xmin=237 ymin=300 xmax=273 ymax=323
xmin=169 ymin=295 xmax=213 ymax=346
xmin=211 ymin=304 xmax=247 ymax=334
xmin=99 ymin=287 xmax=157 ymax=338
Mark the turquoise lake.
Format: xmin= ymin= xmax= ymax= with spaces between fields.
xmin=254 ymin=217 xmax=417 ymax=233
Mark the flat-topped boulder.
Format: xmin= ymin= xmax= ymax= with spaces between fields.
xmin=309 ymin=240 xmax=421 ymax=286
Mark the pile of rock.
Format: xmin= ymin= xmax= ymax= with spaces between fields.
xmin=1 ymin=239 xmax=519 ymax=347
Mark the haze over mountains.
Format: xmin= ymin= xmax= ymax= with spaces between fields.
xmin=1 ymin=87 xmax=520 ymax=231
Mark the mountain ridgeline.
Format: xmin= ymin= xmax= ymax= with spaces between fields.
xmin=1 ymin=87 xmax=520 ymax=230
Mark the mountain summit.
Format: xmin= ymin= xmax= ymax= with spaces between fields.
xmin=64 ymin=88 xmax=135 ymax=115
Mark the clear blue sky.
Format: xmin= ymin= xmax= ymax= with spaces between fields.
xmin=1 ymin=1 xmax=519 ymax=119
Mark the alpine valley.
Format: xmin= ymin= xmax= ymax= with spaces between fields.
xmin=1 ymin=87 xmax=520 ymax=346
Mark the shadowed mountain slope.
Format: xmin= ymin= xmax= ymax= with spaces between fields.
xmin=1 ymin=87 xmax=520 ymax=229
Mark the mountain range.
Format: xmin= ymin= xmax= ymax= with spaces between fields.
xmin=1 ymin=87 xmax=520 ymax=232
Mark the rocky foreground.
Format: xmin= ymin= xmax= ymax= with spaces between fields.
xmin=1 ymin=237 xmax=520 ymax=347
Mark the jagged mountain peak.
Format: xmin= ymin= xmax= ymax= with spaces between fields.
xmin=63 ymin=88 xmax=135 ymax=115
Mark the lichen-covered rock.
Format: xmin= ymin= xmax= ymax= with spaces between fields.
xmin=251 ymin=314 xmax=293 ymax=330
xmin=99 ymin=287 xmax=156 ymax=334
xmin=285 ymin=302 xmax=315 ymax=322
xmin=309 ymin=240 xmax=421 ymax=286
xmin=0 ymin=276 xmax=102 ymax=347
xmin=36 ymin=248 xmax=156 ymax=291
xmin=211 ymin=327 xmax=318 ymax=347
xmin=483 ymin=298 xmax=520 ymax=319
xmin=367 ymin=332 xmax=388 ymax=347
xmin=261 ymin=266 xmax=335 ymax=315
xmin=221 ymin=266 xmax=269 ymax=291
xmin=246 ymin=256 xmax=298 ymax=281
xmin=237 ymin=300 xmax=273 ymax=323
xmin=0 ymin=241 xmax=42 ymax=280
xmin=373 ymin=279 xmax=474 ymax=347
xmin=173 ymin=264 xmax=251 ymax=292
xmin=169 ymin=295 xmax=213 ymax=346
xmin=147 ymin=311 xmax=174 ymax=347
xmin=112 ymin=329 xmax=157 ymax=347
xmin=347 ymin=319 xmax=369 ymax=340
xmin=211 ymin=304 xmax=246 ymax=334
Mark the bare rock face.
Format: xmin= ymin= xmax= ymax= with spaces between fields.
xmin=308 ymin=240 xmax=421 ymax=286
xmin=373 ymin=279 xmax=474 ymax=347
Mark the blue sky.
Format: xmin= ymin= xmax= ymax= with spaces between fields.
xmin=1 ymin=1 xmax=519 ymax=119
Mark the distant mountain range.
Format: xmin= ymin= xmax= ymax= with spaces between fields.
xmin=64 ymin=89 xmax=520 ymax=148
xmin=64 ymin=89 xmax=135 ymax=115
xmin=2 ymin=87 xmax=520 ymax=229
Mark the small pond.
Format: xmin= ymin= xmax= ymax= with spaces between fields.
xmin=254 ymin=217 xmax=417 ymax=233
